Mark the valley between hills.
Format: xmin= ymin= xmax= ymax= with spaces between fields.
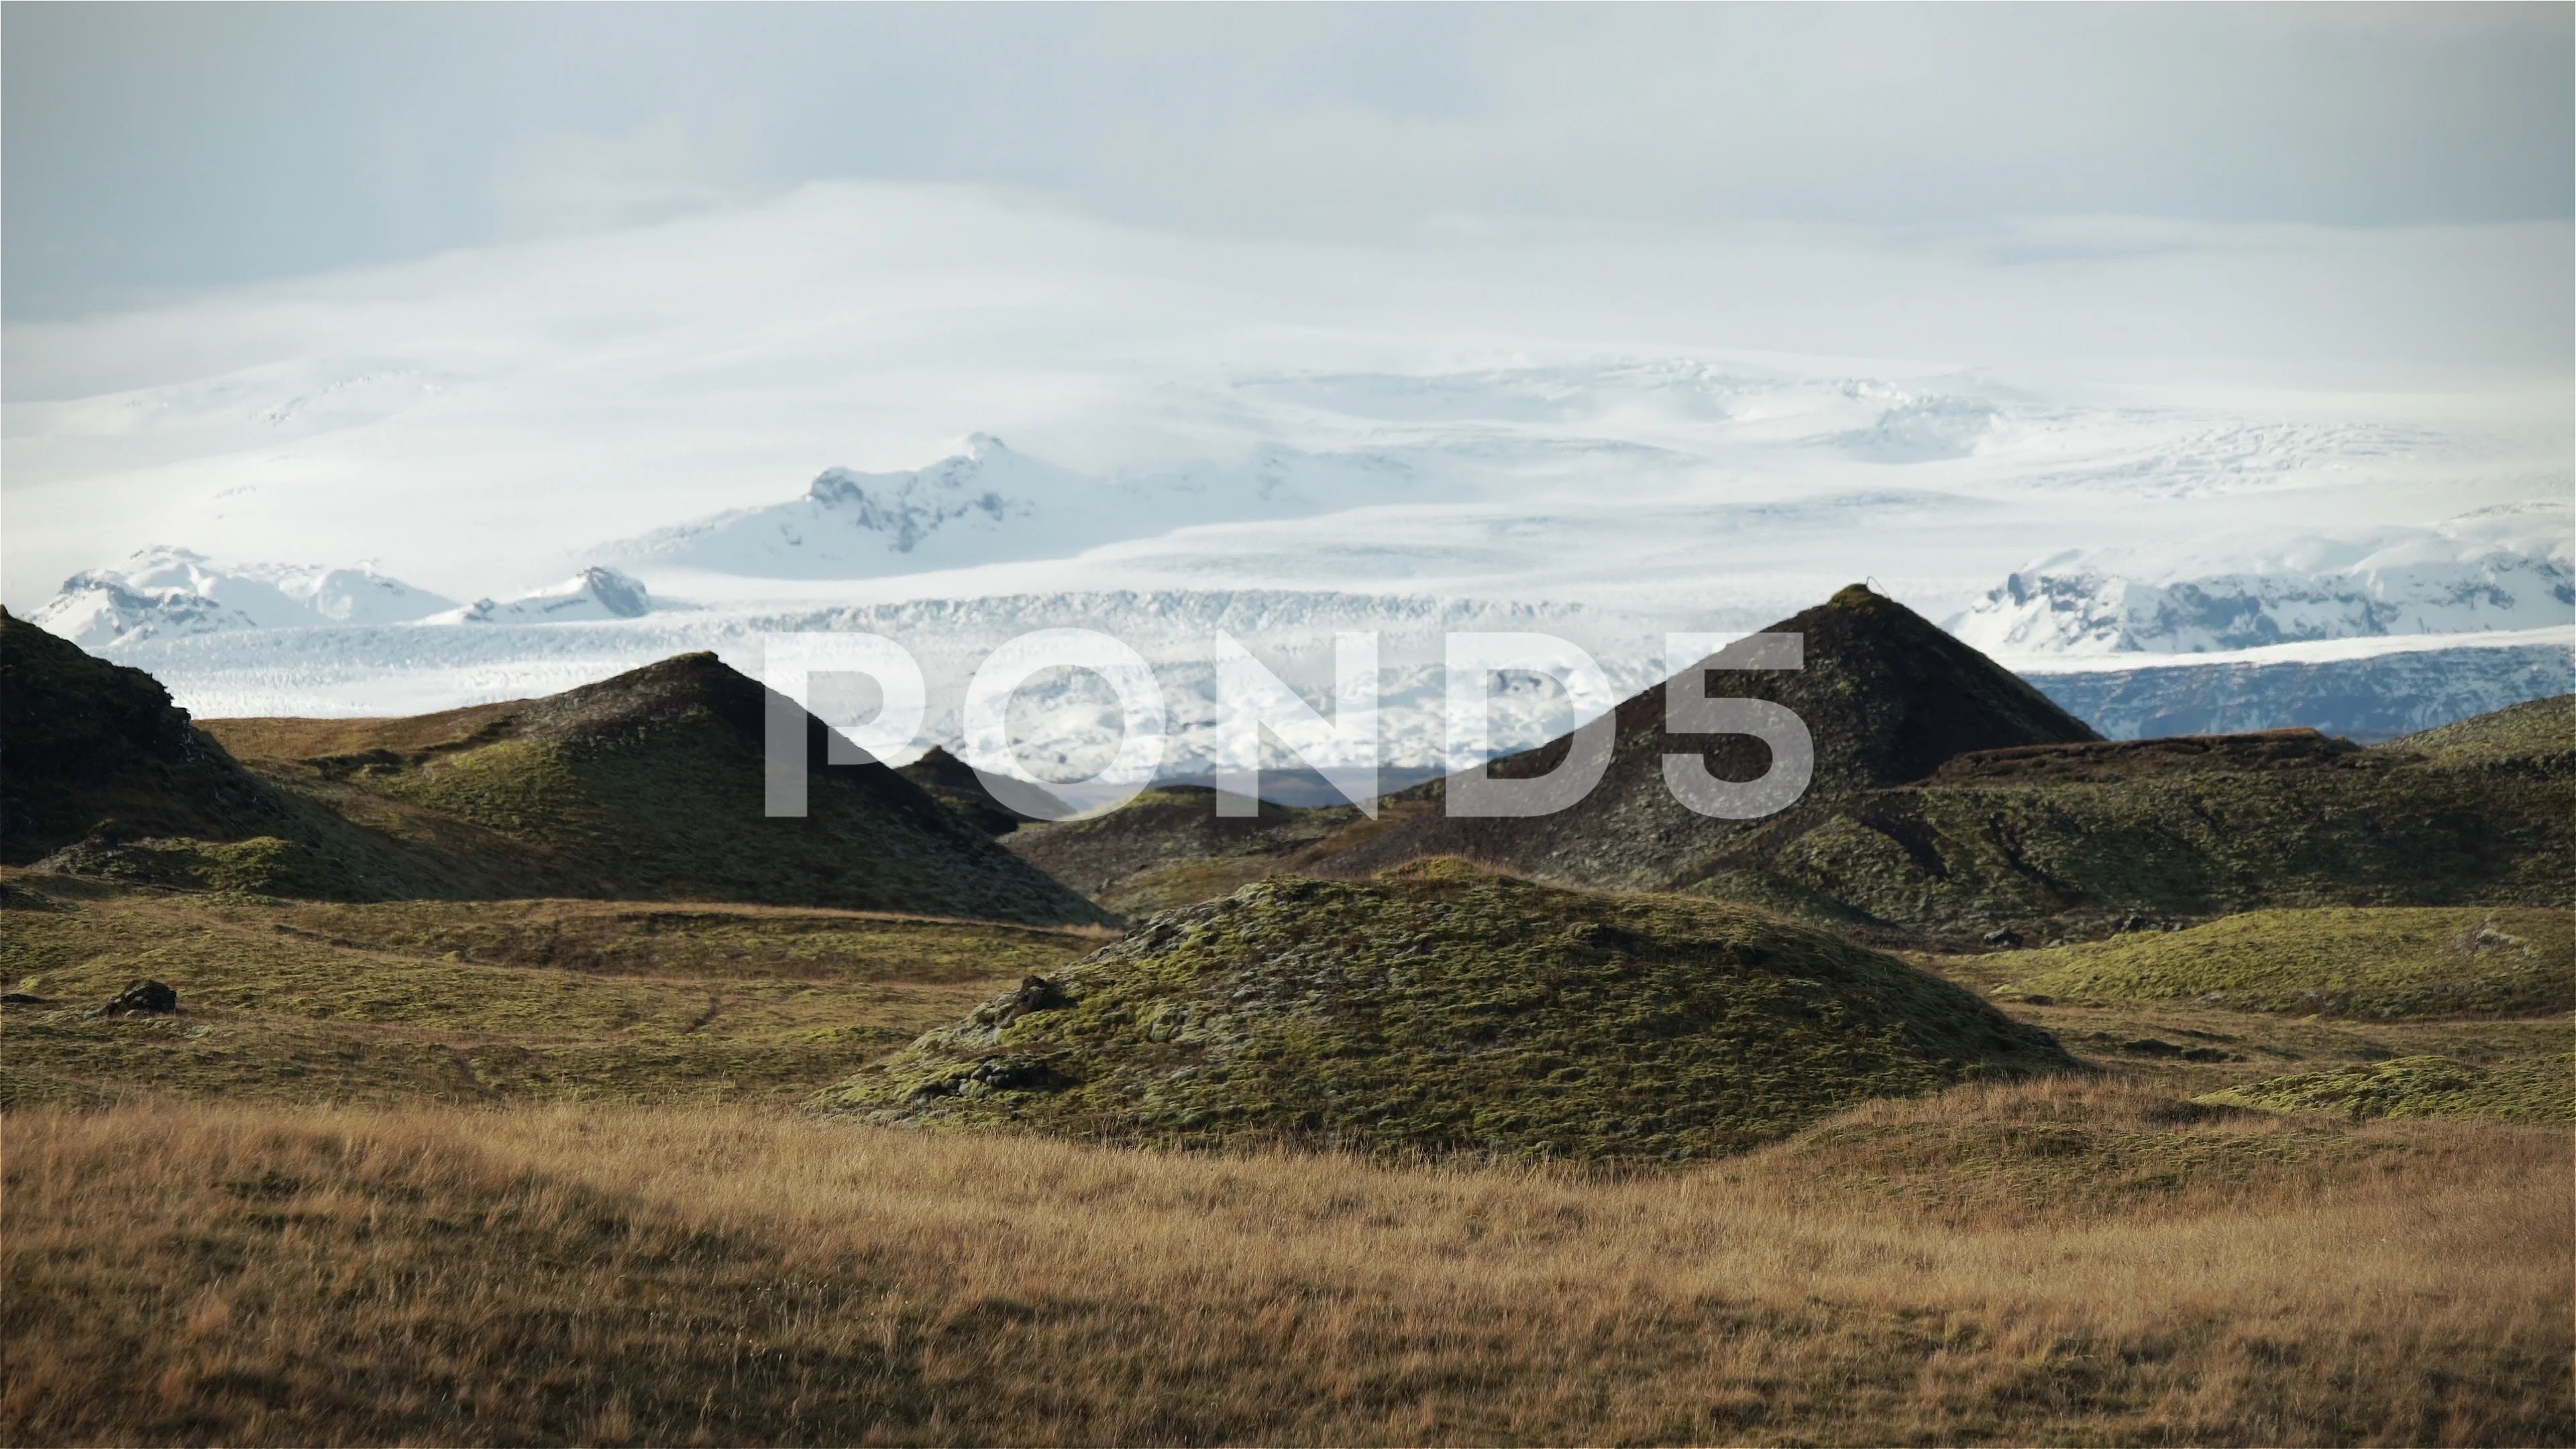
xmin=1 ymin=586 xmax=2569 ymax=1446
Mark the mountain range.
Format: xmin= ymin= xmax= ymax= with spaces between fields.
xmin=29 ymin=546 xmax=460 ymax=649
xmin=1952 ymin=501 xmax=2574 ymax=656
xmin=30 ymin=546 xmax=659 ymax=649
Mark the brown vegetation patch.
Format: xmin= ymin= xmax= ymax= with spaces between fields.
xmin=4 ymin=1091 xmax=2567 ymax=1446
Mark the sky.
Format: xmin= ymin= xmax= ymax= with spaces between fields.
xmin=7 ymin=3 xmax=2572 ymax=321
xmin=3 ymin=3 xmax=2570 ymax=623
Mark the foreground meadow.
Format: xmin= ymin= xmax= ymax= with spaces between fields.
xmin=5 ymin=1083 xmax=2567 ymax=1447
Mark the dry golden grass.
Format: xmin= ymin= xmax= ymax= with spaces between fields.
xmin=199 ymin=705 xmax=527 ymax=763
xmin=6 ymin=1079 xmax=2567 ymax=1446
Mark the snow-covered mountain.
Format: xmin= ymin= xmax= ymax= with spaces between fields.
xmin=427 ymin=567 xmax=653 ymax=625
xmin=596 ymin=431 xmax=1493 ymax=584
xmin=1952 ymin=502 xmax=2575 ymax=657
xmin=25 ymin=545 xmax=457 ymax=649
xmin=604 ymin=436 xmax=1070 ymax=578
xmin=25 ymin=547 xmax=654 ymax=647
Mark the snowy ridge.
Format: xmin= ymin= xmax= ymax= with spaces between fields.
xmin=598 ymin=431 xmax=1507 ymax=584
xmin=1953 ymin=502 xmax=2574 ymax=656
xmin=26 ymin=545 xmax=457 ymax=649
xmin=427 ymin=566 xmax=654 ymax=625
xmin=605 ymin=435 xmax=1062 ymax=578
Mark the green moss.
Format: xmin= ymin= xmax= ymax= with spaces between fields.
xmin=1750 ymin=1090 xmax=2405 ymax=1222
xmin=817 ymin=865 xmax=2076 ymax=1161
xmin=358 ymin=704 xmax=1104 ymax=924
xmin=1994 ymin=908 xmax=2575 ymax=1019
xmin=2385 ymin=693 xmax=2576 ymax=769
xmin=2196 ymin=1054 xmax=2576 ymax=1122
xmin=26 ymin=835 xmax=362 ymax=898
xmin=262 ymin=899 xmax=1099 ymax=984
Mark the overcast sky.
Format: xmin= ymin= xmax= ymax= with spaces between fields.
xmin=7 ymin=2 xmax=2572 ymax=321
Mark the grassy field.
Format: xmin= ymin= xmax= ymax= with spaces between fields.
xmin=1989 ymin=908 xmax=2576 ymax=1020
xmin=5 ymin=1086 xmax=2566 ymax=1446
xmin=7 ymin=863 xmax=2572 ymax=1444
xmin=0 ymin=869 xmax=1105 ymax=1109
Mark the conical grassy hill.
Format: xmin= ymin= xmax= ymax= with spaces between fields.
xmin=818 ymin=861 xmax=2074 ymax=1161
xmin=1303 ymin=584 xmax=2102 ymax=889
xmin=211 ymin=653 xmax=1109 ymax=923
xmin=1006 ymin=586 xmax=2576 ymax=946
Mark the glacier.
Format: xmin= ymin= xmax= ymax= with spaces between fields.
xmin=2024 ymin=628 xmax=2575 ymax=742
xmin=74 ymin=584 xmax=2575 ymax=798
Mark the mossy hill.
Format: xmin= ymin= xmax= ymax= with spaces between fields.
xmin=1293 ymin=584 xmax=2104 ymax=889
xmin=200 ymin=653 xmax=1108 ymax=923
xmin=0 ymin=607 xmax=299 ymax=863
xmin=2197 ymin=1053 xmax=2576 ymax=1123
xmin=895 ymin=746 xmax=1028 ymax=835
xmin=2383 ymin=692 xmax=2576 ymax=768
xmin=817 ymin=861 xmax=2075 ymax=1161
xmin=9 ymin=619 xmax=1104 ymax=924
xmin=1994 ymin=907 xmax=2575 ymax=1019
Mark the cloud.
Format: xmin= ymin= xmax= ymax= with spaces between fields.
xmin=5 ymin=5 xmax=2569 ymax=317
xmin=2 ymin=181 xmax=2566 ymax=616
xmin=488 ymin=118 xmax=742 ymax=241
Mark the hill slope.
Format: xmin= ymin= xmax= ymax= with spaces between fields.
xmin=0 ymin=606 xmax=299 ymax=862
xmin=1004 ymin=786 xmax=1366 ymax=916
xmin=1676 ymin=701 xmax=2576 ymax=943
xmin=1296 ymin=584 xmax=2102 ymax=889
xmin=820 ymin=862 xmax=2073 ymax=1160
xmin=202 ymin=653 xmax=1108 ymax=923
xmin=1004 ymin=592 xmax=2574 ymax=945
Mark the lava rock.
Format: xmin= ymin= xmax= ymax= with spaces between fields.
xmin=101 ymin=979 xmax=178 ymax=1016
xmin=989 ymin=975 xmax=1071 ymax=1028
xmin=916 ymin=1053 xmax=1069 ymax=1099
